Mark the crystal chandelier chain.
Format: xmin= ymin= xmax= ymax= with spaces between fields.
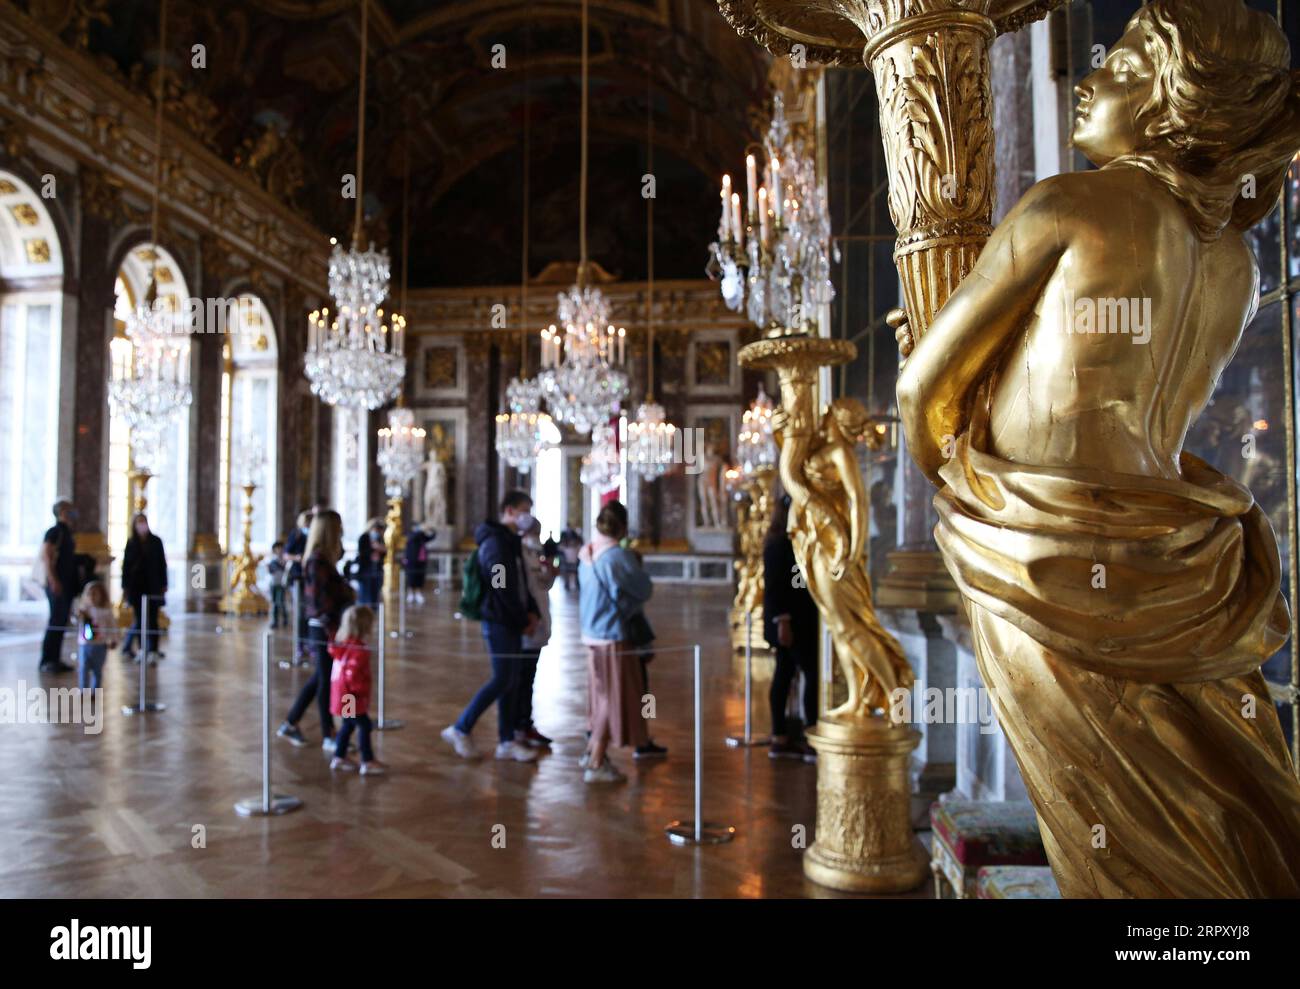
xmin=108 ymin=0 xmax=192 ymax=472
xmin=304 ymin=0 xmax=405 ymax=411
xmin=627 ymin=72 xmax=678 ymax=481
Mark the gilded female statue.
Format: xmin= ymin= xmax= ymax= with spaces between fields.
xmin=897 ymin=0 xmax=1300 ymax=896
xmin=777 ymin=394 xmax=911 ymax=720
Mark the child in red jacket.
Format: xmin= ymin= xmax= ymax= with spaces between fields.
xmin=328 ymin=605 xmax=386 ymax=775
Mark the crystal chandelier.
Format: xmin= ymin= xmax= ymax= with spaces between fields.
xmin=377 ymin=406 xmax=426 ymax=498
xmin=107 ymin=0 xmax=190 ymax=472
xmin=303 ymin=0 xmax=405 ymax=411
xmin=109 ymin=300 xmax=192 ymax=472
xmin=736 ymin=382 xmax=778 ymax=475
xmin=708 ymin=92 xmax=838 ymax=334
xmin=579 ymin=422 xmax=621 ymax=493
xmin=496 ymin=373 xmax=555 ymax=474
xmin=537 ymin=295 xmax=629 ymax=434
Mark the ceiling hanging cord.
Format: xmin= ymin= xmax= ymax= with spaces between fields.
xmin=520 ymin=9 xmax=531 ymax=375
xmin=396 ymin=104 xmax=411 ymax=407
xmin=352 ymin=0 xmax=369 ymax=250
xmin=578 ymin=0 xmax=589 ymax=287
xmin=645 ymin=62 xmax=655 ymax=403
xmin=147 ymin=0 xmax=168 ymax=300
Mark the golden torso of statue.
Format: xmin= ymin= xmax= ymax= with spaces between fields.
xmin=986 ymin=167 xmax=1258 ymax=480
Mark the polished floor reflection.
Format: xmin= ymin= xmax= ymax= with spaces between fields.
xmin=0 ymin=582 xmax=925 ymax=898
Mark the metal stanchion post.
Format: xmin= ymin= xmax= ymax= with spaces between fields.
xmin=395 ymin=570 xmax=412 ymax=638
xmin=236 ymin=630 xmax=303 ymax=817
xmin=666 ymin=644 xmax=736 ymax=846
xmin=375 ymin=601 xmax=403 ymax=730
xmin=726 ymin=612 xmax=766 ymax=747
xmin=122 ymin=596 xmax=164 ymax=716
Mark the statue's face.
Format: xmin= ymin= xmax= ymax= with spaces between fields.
xmin=1073 ymin=25 xmax=1156 ymax=166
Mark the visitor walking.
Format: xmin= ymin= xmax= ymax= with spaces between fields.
xmin=441 ymin=491 xmax=540 ymax=763
xmin=278 ymin=509 xmax=354 ymax=752
xmin=763 ymin=490 xmax=819 ymax=761
xmin=268 ymin=540 xmax=289 ymax=628
xmin=285 ymin=510 xmax=312 ymax=658
xmin=121 ymin=513 xmax=167 ymax=662
xmin=514 ymin=516 xmax=554 ymax=748
xmin=39 ymin=499 xmax=79 ymax=674
xmin=328 ymin=604 xmax=385 ymax=775
xmin=578 ymin=501 xmax=655 ymax=784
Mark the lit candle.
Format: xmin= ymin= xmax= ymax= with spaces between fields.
xmin=772 ymin=157 xmax=783 ymax=222
xmin=618 ymin=326 xmax=625 ymax=365
xmin=759 ymin=187 xmax=770 ymax=243
xmin=746 ymin=155 xmax=758 ymax=220
xmin=721 ymin=175 xmax=732 ymax=239
xmin=731 ymin=193 xmax=743 ymax=250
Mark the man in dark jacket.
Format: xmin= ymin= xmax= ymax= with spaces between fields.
xmin=442 ymin=491 xmax=540 ymax=762
xmin=39 ymin=499 xmax=79 ymax=674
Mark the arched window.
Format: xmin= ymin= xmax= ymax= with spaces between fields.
xmin=110 ymin=244 xmax=191 ymax=596
xmin=0 ymin=171 xmax=64 ymax=605
xmin=218 ymin=294 xmax=278 ymax=554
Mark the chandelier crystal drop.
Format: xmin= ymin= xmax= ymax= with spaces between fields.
xmin=305 ymin=242 xmax=406 ymax=410
xmin=708 ymin=92 xmax=839 ymax=334
xmin=626 ymin=401 xmax=677 ymax=479
xmin=736 ymin=382 xmax=778 ymax=475
xmin=377 ymin=406 xmax=427 ymax=498
xmin=109 ymin=300 xmax=192 ymax=471
xmin=579 ymin=421 xmax=621 ymax=493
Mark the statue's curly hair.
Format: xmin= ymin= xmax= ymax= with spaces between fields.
xmin=1111 ymin=0 xmax=1300 ymax=239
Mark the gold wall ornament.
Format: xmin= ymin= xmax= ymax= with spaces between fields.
xmin=740 ymin=333 xmax=926 ymax=892
xmin=221 ymin=482 xmax=269 ymax=616
xmin=895 ymin=0 xmax=1300 ymax=897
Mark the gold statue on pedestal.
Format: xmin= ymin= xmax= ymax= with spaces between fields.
xmin=894 ymin=1 xmax=1300 ymax=897
xmin=383 ymin=494 xmax=404 ymax=598
xmin=221 ymin=482 xmax=268 ymax=616
xmin=741 ymin=335 xmax=927 ymax=892
xmin=730 ymin=465 xmax=775 ymax=651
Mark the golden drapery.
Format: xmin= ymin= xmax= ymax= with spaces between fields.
xmin=935 ymin=389 xmax=1300 ymax=898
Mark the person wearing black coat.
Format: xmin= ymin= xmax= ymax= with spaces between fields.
xmin=355 ymin=519 xmax=385 ymax=606
xmin=121 ymin=513 xmax=168 ymax=660
xmin=403 ymin=524 xmax=432 ymax=603
xmin=762 ymin=491 xmax=819 ymax=761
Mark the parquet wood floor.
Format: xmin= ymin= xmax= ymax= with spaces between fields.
xmin=0 ymin=582 xmax=928 ymax=898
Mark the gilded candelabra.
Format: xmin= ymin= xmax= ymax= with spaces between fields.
xmin=221 ymin=482 xmax=268 ymax=616
xmin=740 ymin=334 xmax=926 ymax=892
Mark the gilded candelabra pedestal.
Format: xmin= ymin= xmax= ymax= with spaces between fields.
xmin=221 ymin=482 xmax=268 ymax=616
xmin=383 ymin=495 xmax=404 ymax=598
xmin=740 ymin=333 xmax=927 ymax=893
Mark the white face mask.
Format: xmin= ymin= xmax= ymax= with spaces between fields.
xmin=514 ymin=512 xmax=535 ymax=534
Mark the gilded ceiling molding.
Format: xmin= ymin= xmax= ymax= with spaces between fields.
xmin=0 ymin=5 xmax=330 ymax=293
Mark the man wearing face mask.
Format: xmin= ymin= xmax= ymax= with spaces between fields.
xmin=442 ymin=490 xmax=540 ymax=762
xmin=38 ymin=499 xmax=79 ymax=674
